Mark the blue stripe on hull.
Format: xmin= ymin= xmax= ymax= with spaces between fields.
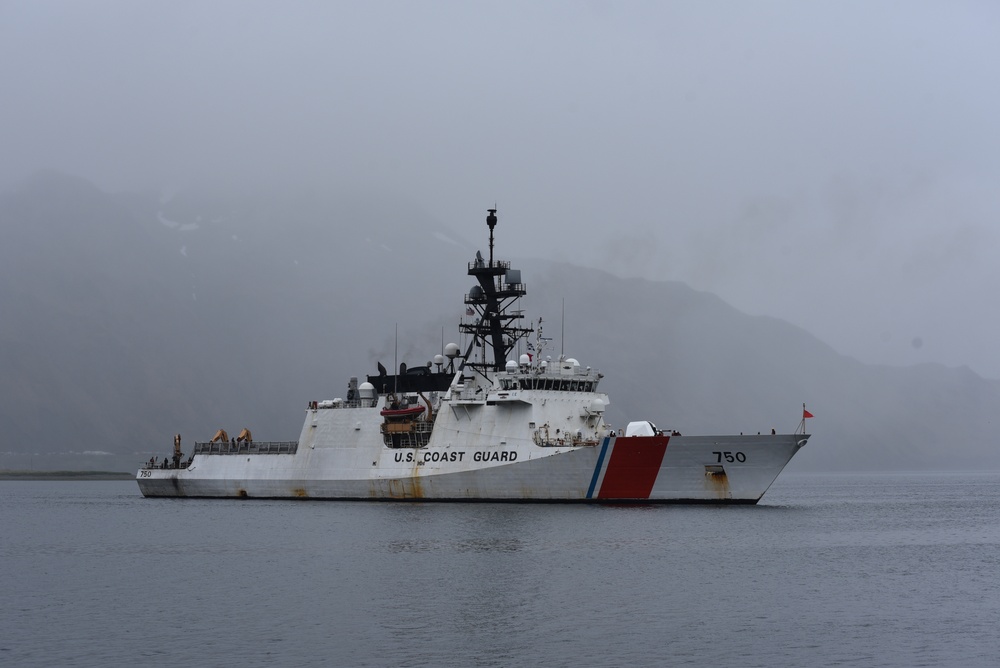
xmin=586 ymin=437 xmax=612 ymax=499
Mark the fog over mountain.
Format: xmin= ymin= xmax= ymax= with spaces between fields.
xmin=2 ymin=3 xmax=999 ymax=471
xmin=2 ymin=2 xmax=999 ymax=381
xmin=1 ymin=173 xmax=998 ymax=473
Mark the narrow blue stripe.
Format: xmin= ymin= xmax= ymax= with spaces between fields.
xmin=587 ymin=438 xmax=611 ymax=499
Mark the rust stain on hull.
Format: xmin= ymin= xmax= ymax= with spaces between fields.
xmin=704 ymin=465 xmax=730 ymax=498
xmin=293 ymin=488 xmax=308 ymax=498
xmin=409 ymin=474 xmax=424 ymax=499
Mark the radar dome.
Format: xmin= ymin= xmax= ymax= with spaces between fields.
xmin=444 ymin=343 xmax=460 ymax=359
xmin=505 ymin=360 xmax=518 ymax=373
xmin=519 ymin=354 xmax=530 ymax=366
xmin=433 ymin=354 xmax=445 ymax=366
xmin=469 ymin=285 xmax=484 ymax=299
xmin=358 ymin=382 xmax=376 ymax=399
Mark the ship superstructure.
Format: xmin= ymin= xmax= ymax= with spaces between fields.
xmin=138 ymin=209 xmax=810 ymax=502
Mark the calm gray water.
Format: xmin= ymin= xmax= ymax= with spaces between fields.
xmin=2 ymin=472 xmax=999 ymax=667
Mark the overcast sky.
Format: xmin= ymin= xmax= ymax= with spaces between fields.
xmin=3 ymin=1 xmax=999 ymax=377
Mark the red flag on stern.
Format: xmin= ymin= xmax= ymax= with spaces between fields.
xmin=803 ymin=407 xmax=814 ymax=419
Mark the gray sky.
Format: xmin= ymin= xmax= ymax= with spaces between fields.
xmin=3 ymin=1 xmax=1000 ymax=376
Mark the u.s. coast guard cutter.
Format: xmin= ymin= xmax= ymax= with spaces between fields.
xmin=138 ymin=208 xmax=810 ymax=502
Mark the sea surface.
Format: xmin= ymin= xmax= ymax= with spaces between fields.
xmin=2 ymin=472 xmax=999 ymax=667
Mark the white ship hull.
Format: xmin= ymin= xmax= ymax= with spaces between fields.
xmin=137 ymin=402 xmax=808 ymax=503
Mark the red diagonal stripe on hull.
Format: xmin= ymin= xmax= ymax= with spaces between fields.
xmin=597 ymin=436 xmax=670 ymax=499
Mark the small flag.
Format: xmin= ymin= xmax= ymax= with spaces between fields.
xmin=526 ymin=342 xmax=535 ymax=351
xmin=803 ymin=408 xmax=814 ymax=419
xmin=466 ymin=307 xmax=474 ymax=316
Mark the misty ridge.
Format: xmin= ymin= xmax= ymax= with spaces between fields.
xmin=1 ymin=171 xmax=998 ymax=473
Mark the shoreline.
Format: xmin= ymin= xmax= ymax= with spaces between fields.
xmin=0 ymin=470 xmax=134 ymax=481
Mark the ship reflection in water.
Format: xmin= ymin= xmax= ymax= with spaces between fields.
xmin=9 ymin=474 xmax=1000 ymax=666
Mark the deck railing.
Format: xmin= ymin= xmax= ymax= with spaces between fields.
xmin=193 ymin=441 xmax=299 ymax=456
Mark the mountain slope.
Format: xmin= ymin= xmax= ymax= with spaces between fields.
xmin=1 ymin=172 xmax=996 ymax=472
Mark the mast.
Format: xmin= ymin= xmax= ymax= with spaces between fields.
xmin=460 ymin=208 xmax=533 ymax=373
xmin=487 ymin=207 xmax=496 ymax=265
